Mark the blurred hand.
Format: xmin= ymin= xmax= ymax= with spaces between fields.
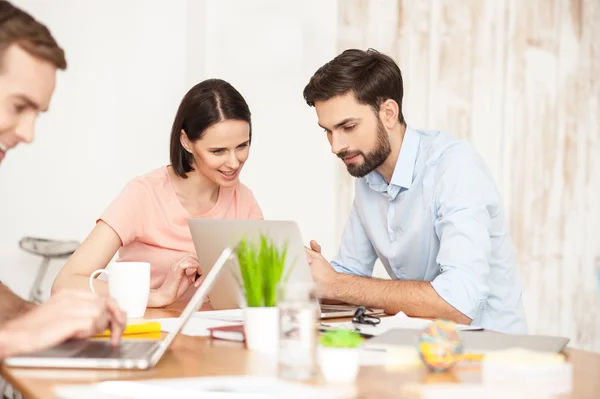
xmin=148 ymin=254 xmax=201 ymax=308
xmin=0 ymin=290 xmax=126 ymax=358
xmin=305 ymin=240 xmax=338 ymax=298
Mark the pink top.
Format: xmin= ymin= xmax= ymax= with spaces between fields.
xmin=99 ymin=166 xmax=262 ymax=294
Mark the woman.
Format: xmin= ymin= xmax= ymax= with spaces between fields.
xmin=52 ymin=79 xmax=262 ymax=307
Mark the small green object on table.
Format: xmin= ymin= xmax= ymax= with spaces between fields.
xmin=319 ymin=328 xmax=364 ymax=348
xmin=417 ymin=319 xmax=464 ymax=372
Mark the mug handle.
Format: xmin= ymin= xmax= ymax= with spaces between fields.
xmin=89 ymin=269 xmax=109 ymax=294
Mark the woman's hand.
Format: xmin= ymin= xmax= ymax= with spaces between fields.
xmin=147 ymin=254 xmax=202 ymax=308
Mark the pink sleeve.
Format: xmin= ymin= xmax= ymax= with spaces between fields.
xmin=249 ymin=202 xmax=264 ymax=220
xmin=98 ymin=180 xmax=147 ymax=246
xmin=246 ymin=189 xmax=263 ymax=220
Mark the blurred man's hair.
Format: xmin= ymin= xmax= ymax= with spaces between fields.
xmin=0 ymin=0 xmax=66 ymax=71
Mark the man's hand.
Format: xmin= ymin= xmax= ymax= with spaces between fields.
xmin=305 ymin=240 xmax=339 ymax=299
xmin=0 ymin=283 xmax=35 ymax=326
xmin=147 ymin=254 xmax=201 ymax=308
xmin=0 ymin=290 xmax=126 ymax=359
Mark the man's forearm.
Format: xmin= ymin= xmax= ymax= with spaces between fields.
xmin=0 ymin=284 xmax=35 ymax=326
xmin=328 ymin=274 xmax=472 ymax=325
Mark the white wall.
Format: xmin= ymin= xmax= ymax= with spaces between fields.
xmin=201 ymin=0 xmax=339 ymax=256
xmin=0 ymin=0 xmax=339 ymax=300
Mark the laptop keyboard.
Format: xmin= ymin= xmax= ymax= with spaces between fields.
xmin=74 ymin=340 xmax=159 ymax=359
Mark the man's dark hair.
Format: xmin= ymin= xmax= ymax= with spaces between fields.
xmin=0 ymin=0 xmax=67 ymax=71
xmin=170 ymin=79 xmax=252 ymax=178
xmin=303 ymin=48 xmax=405 ymax=124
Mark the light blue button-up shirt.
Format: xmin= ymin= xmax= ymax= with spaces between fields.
xmin=331 ymin=127 xmax=527 ymax=334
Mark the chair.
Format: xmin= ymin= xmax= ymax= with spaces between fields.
xmin=19 ymin=237 xmax=79 ymax=304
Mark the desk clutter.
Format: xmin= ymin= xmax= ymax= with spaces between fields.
xmin=137 ymin=308 xmax=574 ymax=397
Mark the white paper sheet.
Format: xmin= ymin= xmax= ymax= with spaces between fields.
xmin=193 ymin=309 xmax=244 ymax=323
xmin=149 ymin=317 xmax=239 ymax=337
xmin=149 ymin=309 xmax=245 ymax=336
xmin=54 ymin=376 xmax=355 ymax=399
xmin=321 ymin=312 xmax=482 ymax=337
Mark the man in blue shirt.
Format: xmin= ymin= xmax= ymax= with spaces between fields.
xmin=303 ymin=48 xmax=527 ymax=333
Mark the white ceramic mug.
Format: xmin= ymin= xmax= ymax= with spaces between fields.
xmin=89 ymin=262 xmax=150 ymax=319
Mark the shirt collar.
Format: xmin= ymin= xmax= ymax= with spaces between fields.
xmin=365 ymin=126 xmax=420 ymax=192
xmin=390 ymin=126 xmax=420 ymax=190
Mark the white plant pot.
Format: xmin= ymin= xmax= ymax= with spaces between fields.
xmin=318 ymin=347 xmax=360 ymax=384
xmin=243 ymin=307 xmax=279 ymax=354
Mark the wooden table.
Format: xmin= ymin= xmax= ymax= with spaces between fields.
xmin=2 ymin=304 xmax=600 ymax=398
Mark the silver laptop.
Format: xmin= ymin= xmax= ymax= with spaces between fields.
xmin=188 ymin=219 xmax=381 ymax=319
xmin=3 ymin=247 xmax=234 ymax=370
xmin=364 ymin=328 xmax=570 ymax=354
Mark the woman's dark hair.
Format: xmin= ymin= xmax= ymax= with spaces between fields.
xmin=170 ymin=78 xmax=252 ymax=178
xmin=303 ymin=48 xmax=405 ymax=124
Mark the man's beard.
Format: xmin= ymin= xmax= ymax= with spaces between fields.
xmin=337 ymin=119 xmax=391 ymax=178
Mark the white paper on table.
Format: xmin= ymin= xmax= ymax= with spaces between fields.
xmin=193 ymin=309 xmax=244 ymax=323
xmin=357 ymin=346 xmax=422 ymax=367
xmin=149 ymin=317 xmax=239 ymax=336
xmin=321 ymin=312 xmax=482 ymax=337
xmin=54 ymin=376 xmax=356 ymax=399
xmin=358 ymin=348 xmax=397 ymax=366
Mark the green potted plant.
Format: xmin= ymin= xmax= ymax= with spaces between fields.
xmin=235 ymin=234 xmax=290 ymax=354
xmin=318 ymin=329 xmax=364 ymax=383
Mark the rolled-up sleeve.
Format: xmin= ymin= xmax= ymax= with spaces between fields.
xmin=331 ymin=202 xmax=378 ymax=276
xmin=430 ymin=150 xmax=497 ymax=320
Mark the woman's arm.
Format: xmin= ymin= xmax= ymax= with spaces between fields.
xmin=51 ymin=221 xmax=121 ymax=296
xmin=52 ymin=221 xmax=201 ymax=308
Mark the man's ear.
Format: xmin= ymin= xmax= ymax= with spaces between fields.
xmin=180 ymin=129 xmax=192 ymax=153
xmin=379 ymin=99 xmax=399 ymax=129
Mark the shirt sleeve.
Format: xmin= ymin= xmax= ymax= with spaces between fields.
xmin=430 ymin=148 xmax=497 ymax=320
xmin=98 ymin=180 xmax=148 ymax=246
xmin=331 ymin=202 xmax=378 ymax=276
xmin=249 ymin=206 xmax=263 ymax=220
xmin=245 ymin=189 xmax=263 ymax=220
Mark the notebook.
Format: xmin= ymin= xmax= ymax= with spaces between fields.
xmin=207 ymin=324 xmax=245 ymax=342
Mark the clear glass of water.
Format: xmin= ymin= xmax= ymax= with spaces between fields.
xmin=277 ymin=282 xmax=319 ymax=381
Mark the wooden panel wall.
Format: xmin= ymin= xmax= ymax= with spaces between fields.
xmin=337 ymin=0 xmax=600 ymax=351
